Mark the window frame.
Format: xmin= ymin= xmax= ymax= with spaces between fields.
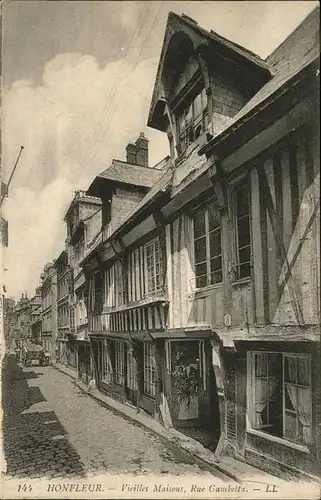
xmin=126 ymin=348 xmax=137 ymax=391
xmin=144 ymin=238 xmax=163 ymax=296
xmin=175 ymin=84 xmax=208 ymax=156
xmin=192 ymin=200 xmax=223 ymax=290
xmin=114 ymin=340 xmax=125 ymax=386
xmin=232 ymin=178 xmax=252 ymax=281
xmin=93 ymin=271 xmax=104 ymax=312
xmin=143 ymin=342 xmax=156 ymax=398
xmin=100 ymin=339 xmax=113 ymax=385
xmin=247 ymin=351 xmax=313 ymax=449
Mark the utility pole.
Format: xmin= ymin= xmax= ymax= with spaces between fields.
xmin=1 ymin=145 xmax=24 ymax=207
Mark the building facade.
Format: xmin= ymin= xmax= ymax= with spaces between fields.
xmin=80 ymin=8 xmax=320 ymax=481
xmin=64 ymin=190 xmax=102 ymax=374
xmin=81 ymin=134 xmax=170 ymax=413
xmin=54 ymin=250 xmax=70 ymax=364
xmin=40 ymin=263 xmax=58 ymax=358
xmin=3 ymin=297 xmax=16 ymax=351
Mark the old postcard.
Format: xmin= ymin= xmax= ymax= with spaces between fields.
xmin=0 ymin=1 xmax=320 ymax=499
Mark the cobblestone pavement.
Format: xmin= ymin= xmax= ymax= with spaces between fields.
xmin=2 ymin=355 xmax=228 ymax=480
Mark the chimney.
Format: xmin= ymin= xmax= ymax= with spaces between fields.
xmin=135 ymin=132 xmax=149 ymax=167
xmin=126 ymin=143 xmax=137 ymax=164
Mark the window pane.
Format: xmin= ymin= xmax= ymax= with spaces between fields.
xmin=239 ymin=246 xmax=251 ymax=265
xmin=238 ymin=217 xmax=251 ymax=248
xmin=284 ymin=411 xmax=297 ymax=441
xmin=285 ymin=357 xmax=297 ymax=384
xmin=210 ymin=257 xmax=222 ymax=284
xmin=298 ymin=357 xmax=310 ymax=386
xmin=239 ymin=262 xmax=251 ymax=279
xmin=255 ymin=353 xmax=267 ymax=376
xmin=195 ymin=263 xmax=207 ymax=288
xmin=208 ymin=204 xmax=220 ymax=231
xmin=194 ymin=236 xmax=207 ymax=264
xmin=193 ymin=210 xmax=206 ymax=239
xmin=237 ymin=185 xmax=249 ymax=217
xmin=285 ymin=384 xmax=296 ymax=411
xmin=209 ymin=230 xmax=221 ymax=257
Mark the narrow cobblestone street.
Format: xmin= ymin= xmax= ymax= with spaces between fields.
xmin=2 ymin=355 xmax=229 ymax=480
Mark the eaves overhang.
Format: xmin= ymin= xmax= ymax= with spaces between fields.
xmin=110 ymin=188 xmax=171 ymax=241
xmin=199 ymin=57 xmax=319 ymax=159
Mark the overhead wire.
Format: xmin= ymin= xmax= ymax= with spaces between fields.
xmin=77 ymin=1 xmax=164 ymax=179
xmin=76 ymin=3 xmax=155 ymax=178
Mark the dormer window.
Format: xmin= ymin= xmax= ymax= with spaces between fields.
xmin=176 ymin=87 xmax=208 ymax=155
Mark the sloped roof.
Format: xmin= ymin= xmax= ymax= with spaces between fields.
xmin=177 ymin=12 xmax=270 ymax=70
xmin=202 ymin=7 xmax=320 ymax=153
xmin=81 ymin=158 xmax=173 ymax=266
xmin=111 ymin=161 xmax=174 ymax=237
xmin=148 ymin=11 xmax=272 ymax=128
xmin=87 ymin=160 xmax=164 ymax=196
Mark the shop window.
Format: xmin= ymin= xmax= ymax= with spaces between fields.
xmin=176 ymin=88 xmax=208 ymax=155
xmin=115 ymin=340 xmax=125 ymax=385
xmin=234 ymin=181 xmax=251 ymax=279
xmin=127 ymin=349 xmax=137 ymax=390
xmin=192 ymin=202 xmax=222 ymax=288
xmin=144 ymin=343 xmax=156 ymax=398
xmin=145 ymin=238 xmax=163 ymax=295
xmin=248 ymin=352 xmax=312 ymax=446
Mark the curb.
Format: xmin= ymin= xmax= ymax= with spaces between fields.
xmin=52 ymin=363 xmax=280 ymax=484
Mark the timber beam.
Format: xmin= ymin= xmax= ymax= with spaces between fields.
xmin=152 ymin=211 xmax=168 ymax=292
xmin=208 ymin=160 xmax=227 ymax=211
xmin=258 ymin=166 xmax=305 ymax=325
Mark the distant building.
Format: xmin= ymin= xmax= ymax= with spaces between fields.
xmin=12 ymin=294 xmax=32 ymax=344
xmin=63 ymin=190 xmax=102 ymax=374
xmin=40 ymin=263 xmax=58 ymax=358
xmin=54 ymin=249 xmax=70 ymax=364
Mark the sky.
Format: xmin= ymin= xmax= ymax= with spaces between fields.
xmin=1 ymin=0 xmax=318 ymax=299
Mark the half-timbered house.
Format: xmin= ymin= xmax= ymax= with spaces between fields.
xmin=80 ymin=8 xmax=319 ymax=481
xmin=81 ymin=135 xmax=172 ymax=416
xmin=146 ymin=8 xmax=319 ymax=479
xmin=197 ymin=8 xmax=320 ymax=480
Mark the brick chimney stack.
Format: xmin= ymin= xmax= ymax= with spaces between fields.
xmin=126 ymin=143 xmax=137 ymax=164
xmin=135 ymin=132 xmax=149 ymax=167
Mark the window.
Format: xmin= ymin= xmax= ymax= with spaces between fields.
xmin=193 ymin=202 xmax=222 ymax=288
xmin=145 ymin=239 xmax=163 ymax=295
xmin=248 ymin=352 xmax=312 ymax=446
xmin=69 ymin=307 xmax=75 ymax=330
xmin=127 ymin=349 xmax=137 ymax=390
xmin=115 ymin=261 xmax=126 ymax=306
xmin=234 ymin=182 xmax=251 ymax=279
xmin=284 ymin=355 xmax=312 ymax=445
xmin=144 ymin=343 xmax=156 ymax=398
xmin=101 ymin=340 xmax=113 ymax=384
xmin=94 ymin=272 xmax=103 ymax=311
xmin=176 ymin=88 xmax=208 ymax=155
xmin=115 ymin=340 xmax=125 ymax=385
